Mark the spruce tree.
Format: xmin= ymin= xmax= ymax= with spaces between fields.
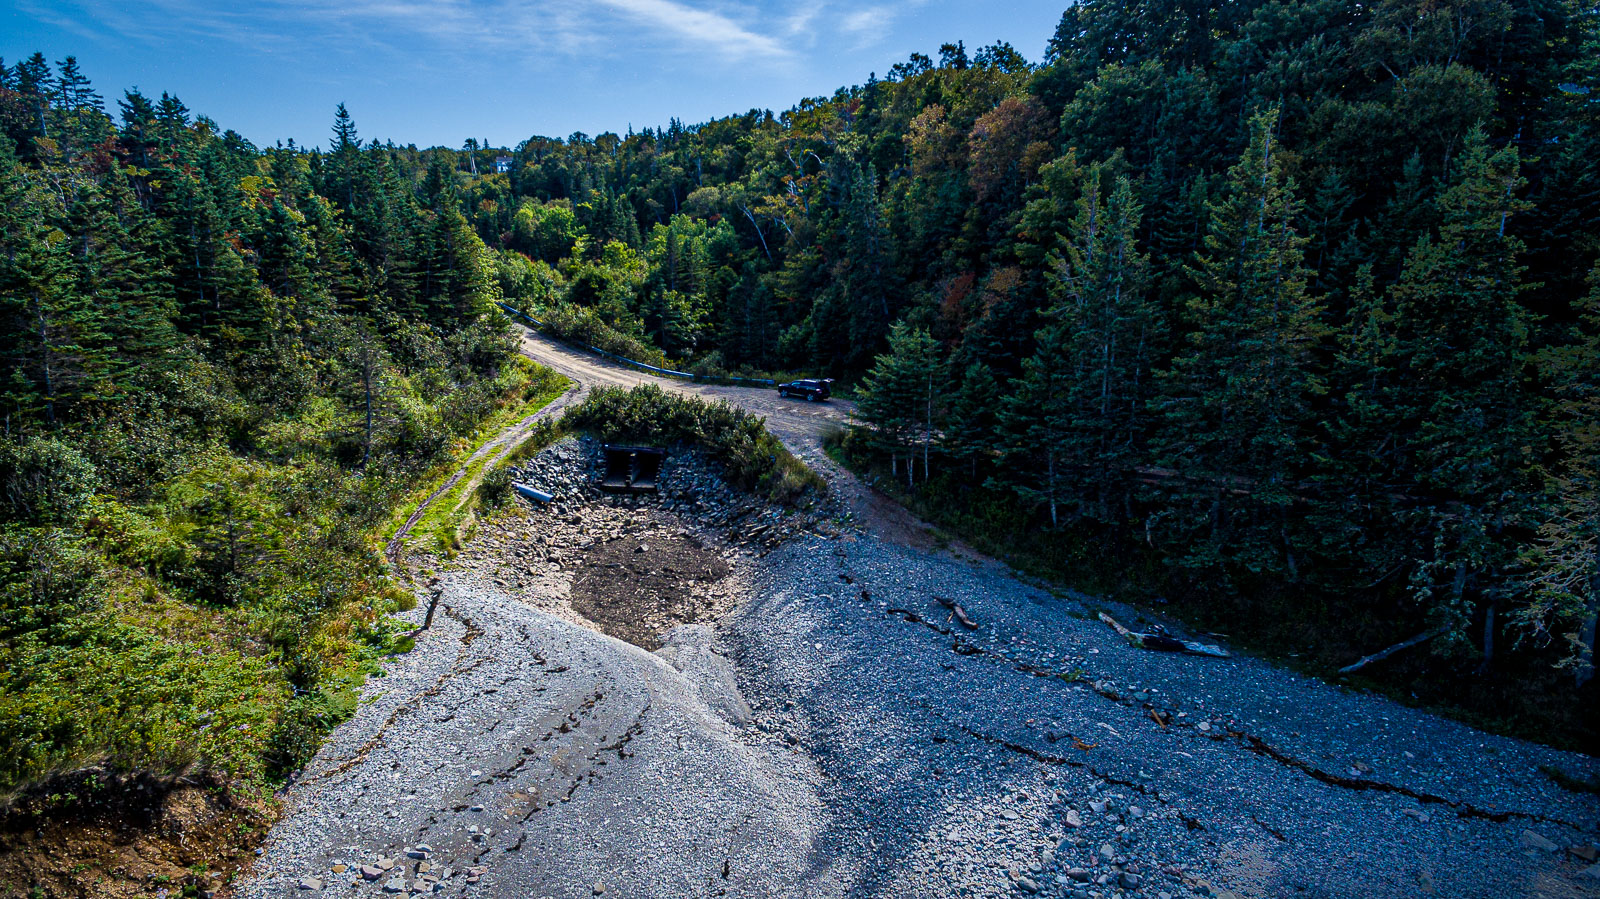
xmin=943 ymin=361 xmax=1000 ymax=479
xmin=856 ymin=323 xmax=942 ymax=488
xmin=1049 ymin=169 xmax=1161 ymax=520
xmin=1524 ymin=264 xmax=1600 ymax=685
xmin=1155 ymin=108 xmax=1326 ymax=577
xmin=1388 ymin=128 xmax=1535 ymax=651
xmin=997 ymin=316 xmax=1074 ymax=528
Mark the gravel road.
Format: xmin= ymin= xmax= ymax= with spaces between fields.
xmin=241 ymin=326 xmax=1600 ymax=899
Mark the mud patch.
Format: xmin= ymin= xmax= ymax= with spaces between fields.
xmin=0 ymin=772 xmax=268 ymax=899
xmin=570 ymin=510 xmax=732 ymax=649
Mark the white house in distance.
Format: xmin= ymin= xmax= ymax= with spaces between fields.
xmin=493 ymin=155 xmax=514 ymax=174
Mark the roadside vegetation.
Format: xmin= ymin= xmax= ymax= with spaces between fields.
xmin=384 ymin=361 xmax=569 ymax=557
xmin=0 ymin=71 xmax=540 ymax=802
xmin=478 ymin=385 xmax=824 ymax=511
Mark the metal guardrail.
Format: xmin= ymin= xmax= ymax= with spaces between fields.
xmin=497 ymin=303 xmax=778 ymax=388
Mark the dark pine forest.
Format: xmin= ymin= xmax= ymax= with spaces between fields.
xmin=1 ymin=0 xmax=1598 ymax=798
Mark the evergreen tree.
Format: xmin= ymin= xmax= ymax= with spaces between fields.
xmin=1155 ymin=108 xmax=1326 ymax=577
xmin=0 ymin=214 xmax=111 ymax=425
xmin=1387 ymin=128 xmax=1535 ymax=652
xmin=997 ymin=315 xmax=1074 ymax=528
xmin=942 ymin=360 xmax=1000 ymax=478
xmin=856 ymin=323 xmax=942 ymax=488
xmin=1048 ymin=169 xmax=1161 ymax=519
xmin=1524 ymin=264 xmax=1600 ymax=685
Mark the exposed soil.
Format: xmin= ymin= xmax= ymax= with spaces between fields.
xmin=0 ymin=773 xmax=268 ymax=899
xmin=569 ymin=510 xmax=732 ymax=649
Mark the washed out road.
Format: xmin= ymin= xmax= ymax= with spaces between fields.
xmin=242 ymin=324 xmax=1600 ymax=899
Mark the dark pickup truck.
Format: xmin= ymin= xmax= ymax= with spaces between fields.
xmin=777 ymin=378 xmax=833 ymax=401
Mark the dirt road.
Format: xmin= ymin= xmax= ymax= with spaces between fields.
xmin=512 ymin=328 xmax=856 ymax=454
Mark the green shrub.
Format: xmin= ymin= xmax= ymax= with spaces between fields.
xmin=0 ymin=437 xmax=98 ymax=526
xmin=538 ymin=303 xmax=670 ymax=368
xmin=561 ymin=385 xmax=824 ymax=505
xmin=478 ymin=465 xmax=515 ymax=508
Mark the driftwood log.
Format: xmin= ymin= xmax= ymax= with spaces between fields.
xmin=1099 ymin=612 xmax=1230 ymax=658
xmin=1337 ymin=626 xmax=1447 ymax=675
xmin=936 ymin=596 xmax=978 ymax=630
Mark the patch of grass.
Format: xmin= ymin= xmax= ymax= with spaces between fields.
xmin=381 ymin=364 xmax=571 ymax=554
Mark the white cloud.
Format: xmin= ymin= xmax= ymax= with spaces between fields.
xmin=598 ymin=0 xmax=788 ymax=59
xmin=835 ymin=0 xmax=929 ymax=48
xmin=840 ymin=6 xmax=893 ymax=36
xmin=26 ymin=0 xmax=791 ymax=67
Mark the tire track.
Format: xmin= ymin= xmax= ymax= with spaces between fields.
xmin=385 ymin=380 xmax=586 ymax=561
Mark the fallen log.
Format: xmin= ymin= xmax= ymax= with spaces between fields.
xmin=1098 ymin=611 xmax=1134 ymax=639
xmin=1099 ymin=612 xmax=1230 ymax=658
xmin=936 ymin=596 xmax=978 ymax=629
xmin=1338 ymin=626 xmax=1447 ymax=675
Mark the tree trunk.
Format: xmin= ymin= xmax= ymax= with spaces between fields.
xmin=1476 ymin=600 xmax=1496 ymax=675
xmin=362 ymin=359 xmax=374 ymax=468
xmin=739 ymin=205 xmax=772 ymax=260
xmin=923 ymin=371 xmax=932 ymax=486
xmin=1047 ymin=448 xmax=1059 ymax=529
xmin=1579 ymin=564 xmax=1598 ymax=689
xmin=35 ymin=299 xmax=55 ymax=426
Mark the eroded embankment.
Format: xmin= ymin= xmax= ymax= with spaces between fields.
xmin=239 ymin=430 xmax=1600 ymax=899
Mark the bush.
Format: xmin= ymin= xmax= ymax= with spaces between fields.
xmin=478 ymin=465 xmax=515 ymax=508
xmin=538 ymin=303 xmax=669 ymax=368
xmin=561 ymin=385 xmax=824 ymax=505
xmin=0 ymin=436 xmax=97 ymax=525
xmin=0 ymin=526 xmax=104 ymax=642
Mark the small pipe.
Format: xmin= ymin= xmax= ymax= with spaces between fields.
xmin=513 ymin=483 xmax=555 ymax=503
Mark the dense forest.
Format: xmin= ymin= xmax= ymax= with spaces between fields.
xmin=450 ymin=1 xmax=1596 ymax=739
xmin=1 ymin=0 xmax=1596 ymax=793
xmin=0 ymin=55 xmax=538 ymax=791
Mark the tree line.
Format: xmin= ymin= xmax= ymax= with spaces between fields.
xmin=0 ymin=55 xmax=525 ymax=788
xmin=434 ymin=1 xmax=1596 ymax=734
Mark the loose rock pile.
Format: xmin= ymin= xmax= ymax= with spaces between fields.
xmin=297 ymin=845 xmax=477 ymax=895
xmin=507 ymin=435 xmax=821 ymax=550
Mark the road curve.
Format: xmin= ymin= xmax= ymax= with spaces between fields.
xmin=513 ymin=326 xmax=855 ymax=451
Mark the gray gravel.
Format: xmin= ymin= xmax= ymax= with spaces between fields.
xmin=727 ymin=531 xmax=1600 ymax=898
xmin=239 ymin=329 xmax=1600 ymax=899
xmin=243 ymin=564 xmax=843 ymax=899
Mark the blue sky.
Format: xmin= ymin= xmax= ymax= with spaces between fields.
xmin=3 ymin=1 xmax=1068 ymax=150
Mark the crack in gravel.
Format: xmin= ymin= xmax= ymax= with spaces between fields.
xmin=1236 ymin=732 xmax=1588 ymax=828
xmin=301 ymin=606 xmax=488 ymax=786
xmin=883 ymin=580 xmax=1591 ymax=832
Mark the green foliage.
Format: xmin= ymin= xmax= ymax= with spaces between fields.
xmin=0 ymin=84 xmax=533 ymax=795
xmin=856 ymin=323 xmax=942 ymax=489
xmin=562 ymin=385 xmax=823 ymax=505
xmin=2 ymin=0 xmax=1597 ymax=757
xmin=0 ymin=436 xmax=97 ymax=525
xmin=537 ymin=302 xmax=669 ymax=367
xmin=477 ymin=464 xmax=515 ymax=509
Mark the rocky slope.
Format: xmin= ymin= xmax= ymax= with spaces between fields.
xmin=239 ymin=433 xmax=1600 ymax=899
